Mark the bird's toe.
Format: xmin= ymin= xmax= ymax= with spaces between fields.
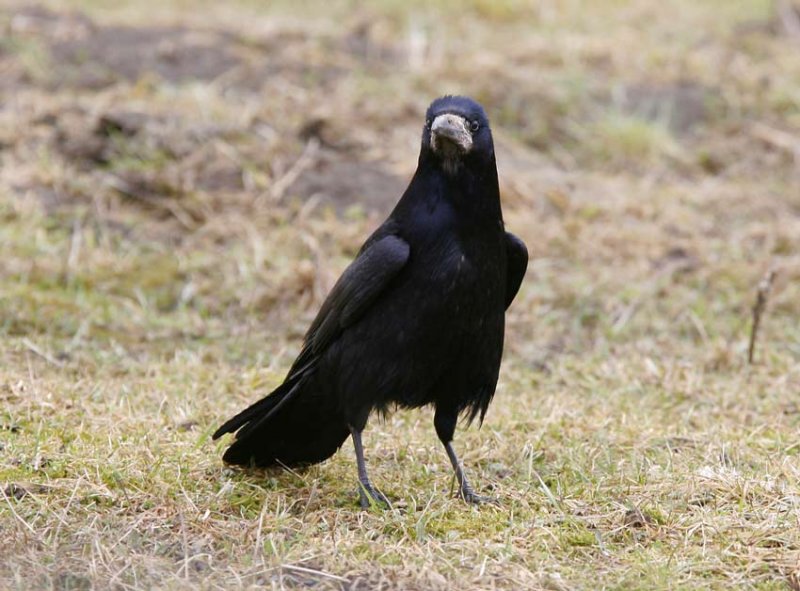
xmin=358 ymin=483 xmax=389 ymax=509
xmin=460 ymin=488 xmax=498 ymax=505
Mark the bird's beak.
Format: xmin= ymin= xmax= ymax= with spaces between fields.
xmin=431 ymin=114 xmax=472 ymax=154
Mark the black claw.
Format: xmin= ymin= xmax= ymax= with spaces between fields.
xmin=460 ymin=487 xmax=498 ymax=505
xmin=358 ymin=482 xmax=389 ymax=509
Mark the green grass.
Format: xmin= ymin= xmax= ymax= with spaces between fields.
xmin=2 ymin=0 xmax=800 ymax=589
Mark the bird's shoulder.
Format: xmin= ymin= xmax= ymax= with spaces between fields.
xmin=304 ymin=226 xmax=410 ymax=355
xmin=503 ymin=231 xmax=528 ymax=309
xmin=504 ymin=231 xmax=528 ymax=262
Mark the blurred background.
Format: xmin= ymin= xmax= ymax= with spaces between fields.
xmin=2 ymin=0 xmax=798 ymax=362
xmin=1 ymin=1 xmax=799 ymax=589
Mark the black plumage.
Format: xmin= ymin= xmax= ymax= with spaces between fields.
xmin=213 ymin=95 xmax=528 ymax=506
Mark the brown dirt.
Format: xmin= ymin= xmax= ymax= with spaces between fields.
xmin=2 ymin=5 xmax=408 ymax=218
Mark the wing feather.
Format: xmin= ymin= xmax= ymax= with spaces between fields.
xmin=308 ymin=233 xmax=410 ymax=354
xmin=504 ymin=232 xmax=528 ymax=309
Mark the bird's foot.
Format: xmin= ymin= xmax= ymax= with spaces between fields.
xmin=459 ymin=486 xmax=497 ymax=505
xmin=357 ymin=481 xmax=389 ymax=509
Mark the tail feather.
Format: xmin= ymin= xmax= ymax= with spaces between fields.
xmin=212 ymin=358 xmax=317 ymax=440
xmin=233 ymin=378 xmax=304 ymax=440
xmin=212 ymin=377 xmax=300 ymax=440
xmin=214 ymin=369 xmax=350 ymax=468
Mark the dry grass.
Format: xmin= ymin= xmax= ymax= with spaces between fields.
xmin=1 ymin=0 xmax=800 ymax=589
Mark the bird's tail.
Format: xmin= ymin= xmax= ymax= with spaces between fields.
xmin=212 ymin=371 xmax=350 ymax=468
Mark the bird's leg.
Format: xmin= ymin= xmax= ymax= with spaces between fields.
xmin=434 ymin=409 xmax=495 ymax=505
xmin=349 ymin=426 xmax=388 ymax=508
xmin=443 ymin=441 xmax=495 ymax=504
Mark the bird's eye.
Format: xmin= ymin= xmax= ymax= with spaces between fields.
xmin=470 ymin=120 xmax=480 ymax=132
xmin=425 ymin=119 xmax=432 ymax=129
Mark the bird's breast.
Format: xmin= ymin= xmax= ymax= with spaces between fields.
xmin=396 ymin=198 xmax=506 ymax=327
xmin=415 ymin=235 xmax=505 ymax=321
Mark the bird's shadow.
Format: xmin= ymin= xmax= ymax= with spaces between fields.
xmin=218 ymin=463 xmax=382 ymax=512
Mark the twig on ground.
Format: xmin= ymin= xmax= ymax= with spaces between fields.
xmin=64 ymin=217 xmax=82 ymax=284
xmin=22 ymin=338 xmax=65 ymax=368
xmin=104 ymin=174 xmax=197 ymax=229
xmin=268 ymin=138 xmax=320 ymax=201
xmin=280 ymin=564 xmax=350 ymax=584
xmin=776 ymin=0 xmax=800 ymax=41
xmin=748 ymin=268 xmax=777 ymax=364
xmin=1 ymin=485 xmax=40 ymax=540
xmin=750 ymin=122 xmax=800 ymax=161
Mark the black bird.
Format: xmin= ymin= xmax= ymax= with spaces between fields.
xmin=213 ymin=96 xmax=528 ymax=506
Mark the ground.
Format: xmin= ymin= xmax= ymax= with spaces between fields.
xmin=1 ymin=0 xmax=800 ymax=589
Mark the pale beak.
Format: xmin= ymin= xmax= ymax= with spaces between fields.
xmin=431 ymin=114 xmax=472 ymax=154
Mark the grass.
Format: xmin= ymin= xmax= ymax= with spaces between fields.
xmin=1 ymin=0 xmax=800 ymax=589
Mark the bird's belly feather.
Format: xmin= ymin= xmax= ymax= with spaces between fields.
xmin=320 ymin=237 xmax=506 ymax=420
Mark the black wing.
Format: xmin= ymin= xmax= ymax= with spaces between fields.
xmin=282 ymin=231 xmax=410 ymax=380
xmin=307 ymin=233 xmax=410 ymax=353
xmin=504 ymin=232 xmax=528 ymax=309
xmin=213 ymin=233 xmax=409 ymax=441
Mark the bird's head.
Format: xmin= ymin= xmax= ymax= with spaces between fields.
xmin=421 ymin=95 xmax=494 ymax=176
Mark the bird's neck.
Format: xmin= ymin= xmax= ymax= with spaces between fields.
xmin=416 ymin=158 xmax=502 ymax=221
